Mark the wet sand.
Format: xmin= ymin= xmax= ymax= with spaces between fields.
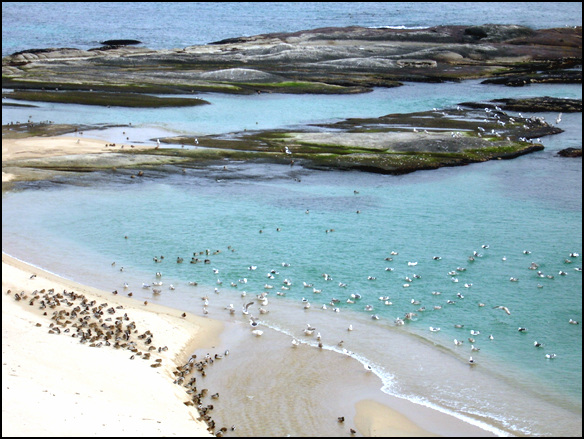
xmin=2 ymin=252 xmax=221 ymax=437
xmin=2 ymin=134 xmax=499 ymax=437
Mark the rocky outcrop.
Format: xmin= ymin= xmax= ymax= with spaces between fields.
xmin=460 ymin=97 xmax=582 ymax=113
xmin=3 ymin=25 xmax=581 ymax=95
xmin=557 ymin=147 xmax=582 ymax=157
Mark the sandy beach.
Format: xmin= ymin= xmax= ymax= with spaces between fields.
xmin=2 ymin=135 xmax=159 ymax=184
xmin=3 ymin=134 xmax=501 ymax=437
xmin=2 ymin=252 xmax=223 ymax=437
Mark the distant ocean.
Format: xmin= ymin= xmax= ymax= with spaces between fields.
xmin=2 ymin=2 xmax=582 ymax=437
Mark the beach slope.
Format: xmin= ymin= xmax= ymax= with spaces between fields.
xmin=2 ymin=252 xmax=221 ymax=437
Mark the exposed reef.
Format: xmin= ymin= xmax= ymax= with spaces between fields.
xmin=3 ymin=24 xmax=581 ymax=97
xmin=3 ymin=99 xmax=567 ymax=181
xmin=2 ymin=24 xmax=580 ymax=182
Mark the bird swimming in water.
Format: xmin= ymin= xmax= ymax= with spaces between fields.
xmin=569 ymin=319 xmax=579 ymax=325
xmin=468 ymin=356 xmax=476 ymax=365
xmin=518 ymin=327 xmax=528 ymax=332
xmin=534 ymin=341 xmax=543 ymax=347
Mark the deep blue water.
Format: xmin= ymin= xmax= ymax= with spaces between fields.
xmin=2 ymin=2 xmax=582 ymax=437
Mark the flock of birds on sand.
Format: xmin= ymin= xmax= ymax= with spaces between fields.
xmin=113 ymin=232 xmax=582 ymax=369
xmin=7 ymin=284 xmax=238 ymax=436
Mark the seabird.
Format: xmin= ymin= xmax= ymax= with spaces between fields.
xmin=291 ymin=338 xmax=300 ymax=347
xmin=569 ymin=319 xmax=579 ymax=325
xmin=242 ymin=301 xmax=254 ymax=315
xmin=429 ymin=327 xmax=441 ymax=332
xmin=534 ymin=341 xmax=543 ymax=347
xmin=493 ymin=305 xmax=511 ymax=315
xmin=468 ymin=356 xmax=476 ymax=365
xmin=251 ymin=329 xmax=263 ymax=337
xmin=364 ymin=364 xmax=373 ymax=372
xmin=454 ymin=339 xmax=463 ymax=346
xmin=518 ymin=327 xmax=528 ymax=332
xmin=545 ymin=353 xmax=557 ymax=359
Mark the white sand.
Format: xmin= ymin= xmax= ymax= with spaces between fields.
xmin=2 ymin=253 xmax=223 ymax=437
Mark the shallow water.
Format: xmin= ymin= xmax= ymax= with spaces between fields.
xmin=2 ymin=2 xmax=582 ymax=434
xmin=3 ymin=146 xmax=581 ymax=435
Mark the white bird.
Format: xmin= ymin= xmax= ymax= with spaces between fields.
xmin=468 ymin=356 xmax=476 ymax=365
xmin=242 ymin=301 xmax=254 ymax=315
xmin=454 ymin=339 xmax=463 ymax=346
xmin=470 ymin=330 xmax=480 ymax=336
xmin=347 ymin=324 xmax=353 ymax=331
xmin=364 ymin=364 xmax=373 ymax=372
xmin=556 ymin=113 xmax=562 ymax=124
xmin=545 ymin=353 xmax=557 ymax=359
xmin=251 ymin=329 xmax=263 ymax=337
xmin=291 ymin=338 xmax=300 ymax=347
xmin=569 ymin=319 xmax=579 ymax=325
xmin=493 ymin=305 xmax=511 ymax=315
xmin=429 ymin=327 xmax=440 ymax=332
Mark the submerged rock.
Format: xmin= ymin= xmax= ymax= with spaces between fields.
xmin=557 ymin=148 xmax=582 ymax=157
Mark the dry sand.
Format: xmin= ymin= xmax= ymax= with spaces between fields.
xmin=2 ymin=135 xmax=155 ymax=183
xmin=2 ymin=252 xmax=222 ymax=437
xmin=2 ymin=135 xmax=498 ymax=437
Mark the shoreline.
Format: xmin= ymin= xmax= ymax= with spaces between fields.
xmin=1 ymin=133 xmax=508 ymax=436
xmin=2 ymin=252 xmax=222 ymax=437
xmin=2 ymin=251 xmax=499 ymax=437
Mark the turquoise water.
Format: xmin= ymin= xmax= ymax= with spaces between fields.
xmin=2 ymin=2 xmax=582 ymax=436
xmin=2 ymin=81 xmax=582 ymax=438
